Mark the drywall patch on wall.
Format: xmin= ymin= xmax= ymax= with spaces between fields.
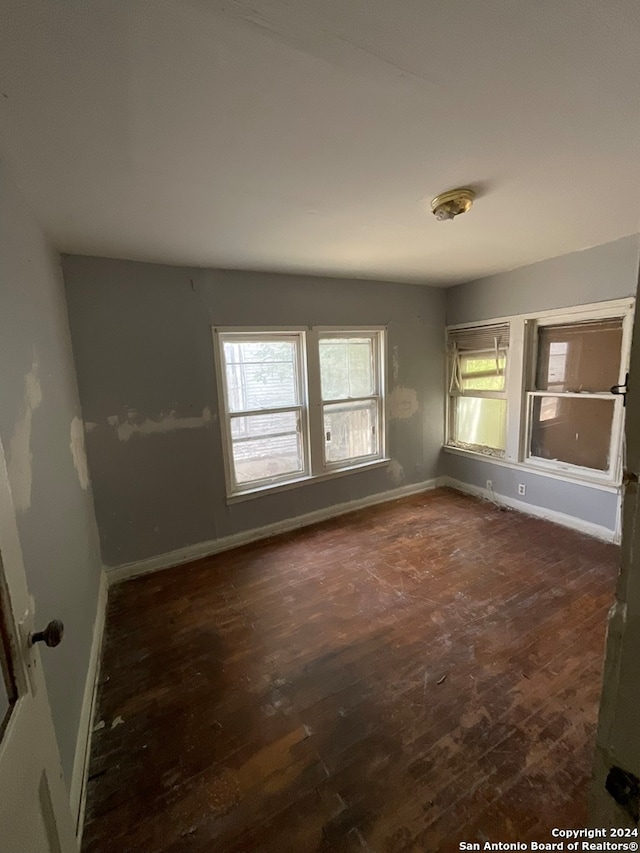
xmin=109 ymin=407 xmax=214 ymax=441
xmin=84 ymin=421 xmax=98 ymax=433
xmin=70 ymin=416 xmax=90 ymax=490
xmin=392 ymin=346 xmax=400 ymax=384
xmin=387 ymin=459 xmax=405 ymax=485
xmin=7 ymin=356 xmax=42 ymax=512
xmin=389 ymin=386 xmax=418 ymax=420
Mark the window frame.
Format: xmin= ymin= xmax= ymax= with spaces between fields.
xmin=446 ymin=326 xmax=510 ymax=458
xmin=317 ymin=330 xmax=385 ymax=471
xmin=444 ymin=298 xmax=635 ymax=488
xmin=214 ymin=325 xmax=388 ymax=500
xmin=523 ymin=309 xmax=633 ymax=485
xmin=215 ymin=328 xmax=310 ymax=496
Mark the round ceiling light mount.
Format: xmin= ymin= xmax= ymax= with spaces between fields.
xmin=430 ymin=187 xmax=475 ymax=221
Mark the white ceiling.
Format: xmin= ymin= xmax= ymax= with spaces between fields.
xmin=1 ymin=0 xmax=640 ymax=286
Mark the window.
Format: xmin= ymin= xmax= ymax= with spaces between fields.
xmin=444 ymin=299 xmax=633 ymax=487
xmin=527 ymin=318 xmax=625 ymax=476
xmin=219 ymin=334 xmax=307 ymax=491
xmin=216 ymin=328 xmax=386 ymax=497
xmin=319 ymin=334 xmax=382 ymax=467
xmin=447 ymin=324 xmax=509 ymax=457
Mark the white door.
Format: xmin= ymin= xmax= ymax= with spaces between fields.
xmin=592 ymin=293 xmax=640 ymax=824
xmin=0 ymin=437 xmax=77 ymax=852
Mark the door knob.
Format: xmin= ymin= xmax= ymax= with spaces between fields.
xmin=30 ymin=620 xmax=64 ymax=648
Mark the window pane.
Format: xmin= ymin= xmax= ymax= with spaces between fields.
xmin=530 ymin=397 xmax=614 ymax=471
xmin=536 ymin=320 xmax=623 ymax=392
xmin=459 ymin=352 xmax=506 ymax=391
xmin=324 ymin=400 xmax=377 ymax=464
xmin=320 ymin=338 xmax=374 ymax=400
xmin=452 ymin=397 xmax=507 ymax=452
xmin=231 ymin=411 xmax=303 ymax=484
xmin=223 ymin=339 xmax=299 ymax=412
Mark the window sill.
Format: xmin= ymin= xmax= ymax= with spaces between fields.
xmin=443 ymin=445 xmax=621 ymax=494
xmin=226 ymin=458 xmax=391 ymax=504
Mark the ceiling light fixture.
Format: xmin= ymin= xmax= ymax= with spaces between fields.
xmin=430 ymin=187 xmax=475 ymax=221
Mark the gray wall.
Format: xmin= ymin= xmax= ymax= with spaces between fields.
xmin=444 ymin=453 xmax=619 ymax=532
xmin=447 ymin=234 xmax=640 ymax=325
xmin=62 ymin=256 xmax=446 ymax=568
xmin=0 ymin=163 xmax=102 ymax=784
xmin=443 ymin=234 xmax=640 ymax=534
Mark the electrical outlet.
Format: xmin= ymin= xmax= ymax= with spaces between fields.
xmin=486 ymin=479 xmax=493 ymax=490
xmin=518 ymin=483 xmax=526 ymax=496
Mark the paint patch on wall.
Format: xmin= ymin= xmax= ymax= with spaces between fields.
xmin=389 ymin=386 xmax=418 ymax=420
xmin=110 ymin=407 xmax=214 ymax=441
xmin=387 ymin=459 xmax=405 ymax=485
xmin=392 ymin=346 xmax=400 ymax=384
xmin=70 ymin=416 xmax=90 ymax=490
xmin=84 ymin=421 xmax=98 ymax=433
xmin=7 ymin=356 xmax=42 ymax=512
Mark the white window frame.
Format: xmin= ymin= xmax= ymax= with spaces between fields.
xmin=523 ymin=305 xmax=634 ymax=485
xmin=214 ymin=326 xmax=388 ymax=501
xmin=444 ymin=298 xmax=635 ymax=489
xmin=215 ymin=328 xmax=310 ymax=497
xmin=317 ymin=330 xmax=386 ymax=471
xmin=446 ymin=328 xmax=510 ymax=458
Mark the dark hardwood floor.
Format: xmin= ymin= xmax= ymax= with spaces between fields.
xmin=82 ymin=488 xmax=618 ymax=852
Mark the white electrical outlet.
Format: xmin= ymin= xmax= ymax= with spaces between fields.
xmin=486 ymin=479 xmax=492 ymax=490
xmin=518 ymin=483 xmax=526 ymax=496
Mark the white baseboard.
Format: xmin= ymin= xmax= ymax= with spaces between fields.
xmin=106 ymin=478 xmax=442 ymax=585
xmin=442 ymin=476 xmax=618 ymax=543
xmin=70 ymin=569 xmax=108 ymax=840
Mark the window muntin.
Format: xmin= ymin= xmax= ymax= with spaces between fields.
xmin=319 ymin=333 xmax=383 ymax=468
xmin=447 ymin=324 xmax=509 ymax=457
xmin=526 ymin=317 xmax=625 ymax=477
xmin=217 ymin=328 xmax=386 ymax=496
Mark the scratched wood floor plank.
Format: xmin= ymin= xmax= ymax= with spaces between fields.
xmin=82 ymin=488 xmax=617 ymax=853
